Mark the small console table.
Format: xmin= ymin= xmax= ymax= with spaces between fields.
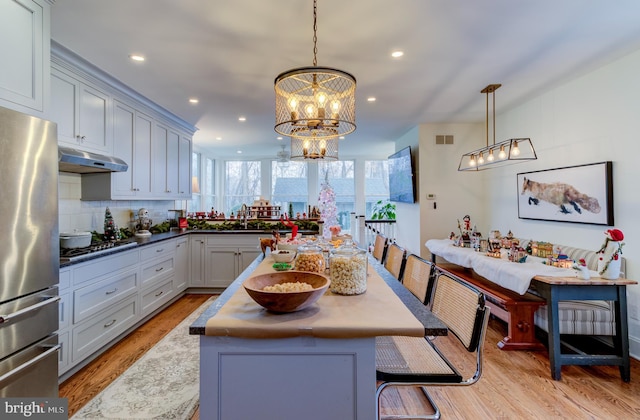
xmin=530 ymin=275 xmax=636 ymax=381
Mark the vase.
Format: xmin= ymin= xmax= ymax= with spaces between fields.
xmin=598 ymin=256 xmax=621 ymax=279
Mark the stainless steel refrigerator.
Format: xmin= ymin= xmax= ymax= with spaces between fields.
xmin=0 ymin=106 xmax=60 ymax=397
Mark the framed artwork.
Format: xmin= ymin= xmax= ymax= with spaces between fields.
xmin=517 ymin=161 xmax=613 ymax=226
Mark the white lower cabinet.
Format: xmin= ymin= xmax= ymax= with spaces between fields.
xmin=189 ymin=234 xmax=268 ymax=289
xmin=71 ymin=294 xmax=138 ymax=363
xmin=59 ymin=234 xmax=268 ymax=378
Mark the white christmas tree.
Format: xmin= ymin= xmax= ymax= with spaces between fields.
xmin=318 ymin=180 xmax=338 ymax=239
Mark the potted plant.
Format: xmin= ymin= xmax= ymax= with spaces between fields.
xmin=371 ymin=200 xmax=396 ymax=220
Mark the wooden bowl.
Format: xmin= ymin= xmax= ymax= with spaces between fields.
xmin=243 ymin=271 xmax=330 ymax=313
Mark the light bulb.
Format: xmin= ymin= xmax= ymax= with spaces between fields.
xmin=478 ymin=152 xmax=484 ymax=165
xmin=498 ymin=145 xmax=507 ymax=159
xmin=315 ymin=91 xmax=328 ymax=106
xmin=469 ymin=155 xmax=476 ymax=167
xmin=511 ymin=141 xmax=520 ymax=156
xmin=288 ymin=97 xmax=298 ymax=120
xmin=330 ymin=100 xmax=341 ymax=119
xmin=487 ymin=149 xmax=495 ymax=161
xmin=304 ymin=103 xmax=316 ymax=118
xmin=303 ymin=140 xmax=310 ymax=156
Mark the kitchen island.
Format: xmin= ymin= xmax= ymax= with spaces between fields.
xmin=190 ymin=255 xmax=447 ymax=420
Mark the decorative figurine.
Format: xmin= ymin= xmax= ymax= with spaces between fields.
xmin=134 ymin=208 xmax=152 ymax=237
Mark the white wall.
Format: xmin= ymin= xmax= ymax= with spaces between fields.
xmin=412 ymin=47 xmax=640 ymax=358
xmin=59 ymin=173 xmax=176 ymax=234
xmin=393 ymin=127 xmax=421 ymax=255
xmin=417 ymin=123 xmax=485 ymax=259
xmin=486 ymin=48 xmax=640 ymax=357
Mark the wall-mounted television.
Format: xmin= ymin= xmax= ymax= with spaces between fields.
xmin=388 ymin=146 xmax=416 ymax=203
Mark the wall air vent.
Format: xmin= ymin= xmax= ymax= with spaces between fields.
xmin=435 ymin=135 xmax=454 ymax=145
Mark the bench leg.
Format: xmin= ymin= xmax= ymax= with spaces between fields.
xmin=497 ymin=303 xmax=546 ymax=351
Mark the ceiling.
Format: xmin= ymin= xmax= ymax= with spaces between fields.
xmin=50 ymin=0 xmax=640 ymax=160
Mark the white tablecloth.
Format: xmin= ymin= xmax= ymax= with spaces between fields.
xmin=425 ymin=239 xmax=577 ymax=295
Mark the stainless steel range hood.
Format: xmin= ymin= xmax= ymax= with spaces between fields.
xmin=58 ymin=146 xmax=128 ymax=173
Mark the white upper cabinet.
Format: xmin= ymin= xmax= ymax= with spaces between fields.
xmin=0 ymin=0 xmax=50 ymax=115
xmin=51 ymin=66 xmax=112 ymax=154
xmin=153 ymin=122 xmax=192 ymax=199
xmin=178 ymin=135 xmax=192 ymax=197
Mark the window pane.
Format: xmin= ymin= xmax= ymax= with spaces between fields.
xmin=203 ymin=157 xmax=216 ymax=213
xmin=272 ymin=160 xmax=308 ymax=217
xmin=225 ymin=160 xmax=261 ymax=214
xmin=365 ymin=160 xmax=390 ymax=217
xmin=318 ymin=161 xmax=355 ymax=230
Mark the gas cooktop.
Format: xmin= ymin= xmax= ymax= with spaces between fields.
xmin=60 ymin=239 xmax=138 ymax=263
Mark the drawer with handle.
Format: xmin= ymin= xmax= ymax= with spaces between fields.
xmin=141 ymin=256 xmax=175 ymax=288
xmin=140 ymin=240 xmax=176 ymax=261
xmin=73 ymin=268 xmax=138 ymax=323
xmin=141 ymin=277 xmax=174 ymax=316
xmin=71 ymin=294 xmax=138 ymax=363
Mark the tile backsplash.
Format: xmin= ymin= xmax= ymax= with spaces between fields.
xmin=59 ymin=173 xmax=183 ymax=234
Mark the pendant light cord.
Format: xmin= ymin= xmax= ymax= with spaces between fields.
xmin=312 ymin=0 xmax=318 ymax=66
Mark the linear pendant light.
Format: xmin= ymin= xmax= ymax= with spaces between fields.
xmin=458 ymin=84 xmax=536 ymax=171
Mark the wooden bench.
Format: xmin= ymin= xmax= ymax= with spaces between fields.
xmin=436 ymin=262 xmax=546 ymax=351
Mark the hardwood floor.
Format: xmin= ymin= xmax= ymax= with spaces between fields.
xmin=61 ymin=295 xmax=640 ymax=419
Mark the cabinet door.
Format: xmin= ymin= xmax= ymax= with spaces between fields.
xmin=133 ymin=111 xmax=153 ymax=196
xmin=189 ymin=237 xmax=206 ymax=287
xmin=50 ymin=69 xmax=79 ymax=145
xmin=238 ymin=247 xmax=261 ymax=275
xmin=177 ymin=135 xmax=192 ymax=197
xmin=112 ymin=101 xmax=136 ymax=197
xmin=166 ymin=130 xmax=180 ymax=196
xmin=152 ymin=124 xmax=169 ymax=195
xmin=0 ymin=0 xmax=47 ymax=113
xmin=174 ymin=237 xmax=189 ymax=292
xmin=78 ymin=83 xmax=110 ymax=152
xmin=205 ymin=247 xmax=238 ymax=288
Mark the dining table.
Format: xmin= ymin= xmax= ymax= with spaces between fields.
xmin=190 ymin=253 xmax=447 ymax=420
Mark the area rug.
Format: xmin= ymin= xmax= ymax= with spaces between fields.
xmin=72 ymin=297 xmax=216 ymax=420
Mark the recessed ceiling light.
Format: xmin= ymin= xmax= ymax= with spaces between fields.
xmin=367 ymin=97 xmax=376 ymax=102
xmin=277 ymin=136 xmax=283 ymax=140
xmin=237 ymin=150 xmax=243 ymax=154
xmin=391 ymin=51 xmax=404 ymax=58
xmin=189 ymin=98 xmax=199 ymax=104
xmin=129 ymin=54 xmax=145 ymax=62
xmin=216 ymin=137 xmax=222 ymax=141
xmin=238 ymin=116 xmax=246 ymax=122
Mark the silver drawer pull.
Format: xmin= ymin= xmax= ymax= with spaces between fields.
xmin=104 ymin=319 xmax=117 ymax=328
xmin=156 ymin=248 xmax=164 ymax=252
xmin=155 ymin=291 xmax=164 ymax=297
xmin=0 ymin=295 xmax=61 ymax=324
xmin=0 ymin=344 xmax=61 ymax=385
xmin=105 ymin=288 xmax=118 ymax=295
xmin=155 ymin=267 xmax=164 ymax=272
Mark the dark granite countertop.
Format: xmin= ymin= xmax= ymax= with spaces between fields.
xmin=60 ymin=229 xmax=315 ymax=268
xmin=189 ymin=255 xmax=448 ymax=337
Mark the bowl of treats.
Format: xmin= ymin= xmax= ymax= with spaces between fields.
xmin=243 ymin=271 xmax=330 ymax=313
xmin=271 ymin=249 xmax=296 ymax=263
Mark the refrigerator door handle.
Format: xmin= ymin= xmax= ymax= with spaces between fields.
xmin=0 ymin=295 xmax=61 ymax=324
xmin=0 ymin=344 xmax=61 ymax=386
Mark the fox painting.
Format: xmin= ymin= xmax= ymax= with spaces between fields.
xmin=521 ymin=177 xmax=601 ymax=215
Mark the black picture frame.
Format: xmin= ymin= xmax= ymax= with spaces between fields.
xmin=517 ymin=161 xmax=613 ymax=226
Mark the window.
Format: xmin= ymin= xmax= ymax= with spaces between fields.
xmin=365 ymin=160 xmax=390 ymax=217
xmin=203 ymin=157 xmax=216 ymax=212
xmin=319 ymin=160 xmax=355 ymax=229
xmin=272 ymin=160 xmax=308 ymax=217
xmin=225 ymin=160 xmax=261 ymax=214
xmin=188 ymin=152 xmax=201 ymax=213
